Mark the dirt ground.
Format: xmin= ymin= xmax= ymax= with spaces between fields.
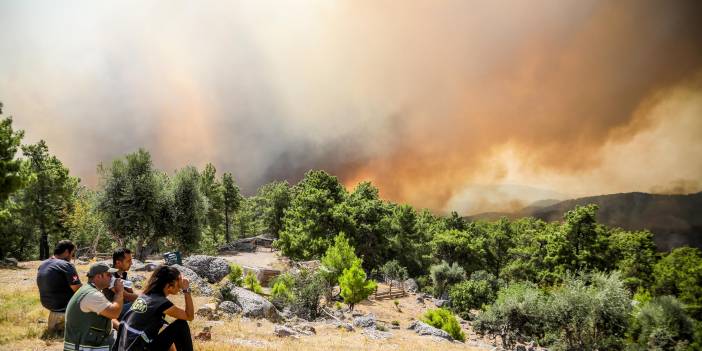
xmin=0 ymin=258 xmax=494 ymax=351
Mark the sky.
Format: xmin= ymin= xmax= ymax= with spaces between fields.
xmin=1 ymin=0 xmax=701 ymax=214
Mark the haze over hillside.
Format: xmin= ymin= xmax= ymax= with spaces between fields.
xmin=467 ymin=192 xmax=702 ymax=251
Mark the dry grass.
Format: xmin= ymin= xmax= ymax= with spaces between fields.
xmin=0 ymin=262 xmax=488 ymax=351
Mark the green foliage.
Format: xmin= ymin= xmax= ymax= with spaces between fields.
xmin=256 ymin=181 xmax=291 ymax=238
xmin=171 ymin=166 xmax=205 ymax=254
xmin=346 ymin=182 xmax=392 ymax=270
xmin=628 ymin=295 xmax=695 ymax=350
xmin=0 ymin=114 xmax=25 ymax=204
xmin=475 ymin=272 xmax=632 ymax=350
xmin=16 ymin=140 xmax=78 ymax=259
xmin=244 ymin=271 xmax=263 ymax=294
xmin=474 ymin=282 xmax=551 ymax=349
xmin=271 ymin=276 xmax=294 ymax=308
xmin=321 ymin=232 xmax=362 ymax=286
xmin=449 ymin=271 xmax=498 ymax=318
xmin=653 ymin=247 xmax=702 ymax=309
xmin=284 ymin=269 xmax=327 ymax=320
xmin=421 ymin=308 xmax=465 ymax=341
xmin=228 ymin=263 xmax=244 ymax=286
xmin=339 ymin=261 xmax=377 ymax=311
xmin=64 ymin=187 xmax=110 ymax=253
xmin=199 ymin=163 xmax=225 ymax=246
xmin=380 ymin=260 xmax=408 ymax=287
xmin=548 ymin=272 xmax=632 ymax=351
xmin=221 ymin=172 xmax=241 ymax=242
xmin=608 ymin=229 xmax=657 ymax=291
xmin=386 ymin=204 xmax=431 ymax=276
xmin=430 ymin=261 xmax=465 ymax=298
xmin=276 ymin=170 xmax=353 ymax=259
xmin=98 ymin=149 xmax=169 ymax=259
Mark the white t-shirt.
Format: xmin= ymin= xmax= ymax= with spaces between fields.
xmin=80 ymin=290 xmax=112 ymax=314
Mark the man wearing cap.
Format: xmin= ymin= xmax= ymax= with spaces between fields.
xmin=64 ymin=263 xmax=124 ymax=351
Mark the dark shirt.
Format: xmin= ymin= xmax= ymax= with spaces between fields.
xmin=36 ymin=257 xmax=82 ymax=312
xmin=114 ymin=292 xmax=174 ymax=349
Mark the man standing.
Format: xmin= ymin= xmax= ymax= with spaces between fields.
xmin=64 ymin=262 xmax=124 ymax=351
xmin=104 ymin=248 xmax=138 ymax=319
xmin=37 ymin=240 xmax=82 ymax=333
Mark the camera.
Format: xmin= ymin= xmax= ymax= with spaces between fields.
xmin=109 ymin=276 xmax=133 ymax=289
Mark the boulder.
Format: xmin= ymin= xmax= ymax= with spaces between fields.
xmin=404 ymin=278 xmax=418 ymax=293
xmin=217 ymin=301 xmax=242 ymax=315
xmin=434 ymin=299 xmax=449 ymax=308
xmin=274 ymin=325 xmax=298 ymax=338
xmin=220 ymin=283 xmax=281 ymax=322
xmin=171 ymin=264 xmax=214 ymax=296
xmin=353 ymin=314 xmax=376 ymax=328
xmin=183 ymin=255 xmax=230 ymax=283
xmin=408 ymin=320 xmax=453 ymax=341
xmin=134 ymin=262 xmax=159 ymax=272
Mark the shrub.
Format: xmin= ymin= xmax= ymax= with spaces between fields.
xmin=380 ymin=260 xmax=408 ymax=290
xmin=244 ymin=271 xmax=263 ymax=294
xmin=548 ymin=272 xmax=631 ymax=351
xmin=290 ymin=269 xmax=327 ymax=320
xmin=628 ymin=295 xmax=695 ymax=350
xmin=339 ymin=261 xmax=377 ymax=311
xmin=321 ymin=232 xmax=361 ymax=286
xmin=270 ymin=274 xmax=294 ymax=308
xmin=449 ymin=279 xmax=496 ymax=319
xmin=391 ymin=320 xmax=400 ymax=327
xmin=473 ymin=282 xmax=550 ymax=349
xmin=430 ymin=261 xmax=465 ymax=298
xmin=421 ymin=308 xmax=465 ymax=341
xmin=228 ymin=263 xmax=243 ymax=286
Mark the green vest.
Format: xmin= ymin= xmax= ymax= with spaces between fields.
xmin=63 ymin=283 xmax=112 ymax=351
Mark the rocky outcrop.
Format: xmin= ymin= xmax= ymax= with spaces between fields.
xmin=220 ymin=283 xmax=281 ymax=322
xmin=408 ymin=320 xmax=453 ymax=341
xmin=353 ymin=314 xmax=376 ymax=328
xmin=404 ymin=278 xmax=418 ymax=293
xmin=171 ymin=264 xmax=214 ymax=296
xmin=183 ymin=255 xmax=230 ymax=283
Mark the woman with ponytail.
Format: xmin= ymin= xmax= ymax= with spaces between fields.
xmin=113 ymin=265 xmax=194 ymax=351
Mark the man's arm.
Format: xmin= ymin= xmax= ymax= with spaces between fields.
xmin=99 ymin=279 xmax=124 ymax=320
xmin=65 ymin=263 xmax=82 ymax=292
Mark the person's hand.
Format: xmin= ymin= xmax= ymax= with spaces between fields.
xmin=113 ymin=278 xmax=124 ymax=294
xmin=180 ymin=274 xmax=190 ymax=290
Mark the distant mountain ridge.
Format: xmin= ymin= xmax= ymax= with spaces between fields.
xmin=466 ymin=192 xmax=702 ymax=251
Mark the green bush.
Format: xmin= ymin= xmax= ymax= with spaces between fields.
xmin=627 ymin=295 xmax=695 ymax=350
xmin=339 ymin=261 xmax=377 ymax=311
xmin=421 ymin=308 xmax=465 ymax=341
xmin=430 ymin=261 xmax=465 ymax=298
xmin=270 ymin=274 xmax=294 ymax=308
xmin=449 ymin=279 xmax=496 ymax=319
xmin=244 ymin=271 xmax=263 ymax=294
xmin=228 ymin=263 xmax=243 ymax=286
xmin=549 ymin=272 xmax=631 ymax=351
xmin=473 ymin=282 xmax=550 ymax=349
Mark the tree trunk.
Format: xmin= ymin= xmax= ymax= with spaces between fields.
xmin=135 ymin=237 xmax=145 ymax=261
xmin=39 ymin=221 xmax=49 ymax=260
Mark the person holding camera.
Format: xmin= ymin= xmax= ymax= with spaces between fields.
xmin=64 ymin=262 xmax=125 ymax=351
xmin=103 ymin=248 xmax=138 ymax=320
xmin=113 ymin=265 xmax=194 ymax=351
